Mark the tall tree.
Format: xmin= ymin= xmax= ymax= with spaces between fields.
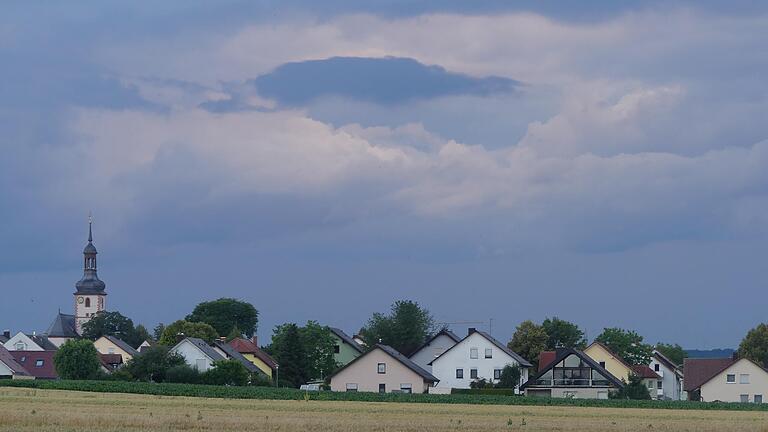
xmin=595 ymin=327 xmax=653 ymax=365
xmin=359 ymin=300 xmax=436 ymax=356
xmin=655 ymin=342 xmax=688 ymax=367
xmin=158 ymin=320 xmax=219 ymax=345
xmin=53 ymin=339 xmax=101 ymax=380
xmin=738 ymin=323 xmax=768 ymax=367
xmin=81 ymin=311 xmax=145 ymax=347
xmin=269 ymin=321 xmax=338 ymax=382
xmin=542 ymin=317 xmax=587 ymax=349
xmin=186 ymin=298 xmax=259 ymax=337
xmin=270 ymin=323 xmax=308 ymax=388
xmin=508 ymin=320 xmax=548 ymax=371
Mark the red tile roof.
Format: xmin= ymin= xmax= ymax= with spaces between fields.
xmin=683 ymin=358 xmax=735 ymax=392
xmin=538 ymin=351 xmax=556 ymax=371
xmin=11 ymin=351 xmax=57 ymax=379
xmin=228 ymin=338 xmax=278 ymax=370
xmin=631 ymin=364 xmax=661 ymax=379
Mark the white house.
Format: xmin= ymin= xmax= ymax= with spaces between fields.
xmin=0 ymin=345 xmax=32 ymax=380
xmin=409 ymin=329 xmax=460 ymax=372
xmin=430 ymin=328 xmax=532 ymax=392
xmin=3 ymin=332 xmax=57 ymax=351
xmin=170 ymin=337 xmax=225 ymax=372
xmin=650 ymin=350 xmax=684 ymax=400
xmin=685 ymin=357 xmax=768 ymax=403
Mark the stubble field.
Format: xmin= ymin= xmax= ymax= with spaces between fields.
xmin=1 ymin=387 xmax=767 ymax=432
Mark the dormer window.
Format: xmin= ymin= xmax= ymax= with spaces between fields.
xmin=15 ymin=342 xmax=25 ymax=350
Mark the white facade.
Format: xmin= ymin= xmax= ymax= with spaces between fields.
xmin=700 ymin=358 xmax=768 ymax=403
xmin=170 ymin=339 xmax=221 ymax=372
xmin=3 ymin=333 xmax=45 ymax=351
xmin=431 ymin=331 xmax=529 ymax=391
xmin=410 ymin=333 xmax=458 ymax=372
xmin=74 ymin=294 xmax=106 ymax=334
xmin=649 ymin=352 xmax=683 ymax=400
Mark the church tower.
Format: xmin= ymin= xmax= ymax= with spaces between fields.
xmin=74 ymin=217 xmax=107 ymax=334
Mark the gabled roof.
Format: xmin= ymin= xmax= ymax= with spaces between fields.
xmin=102 ymin=335 xmax=139 ymax=358
xmin=683 ymin=358 xmax=736 ymax=392
xmin=100 ymin=353 xmax=124 ymax=372
xmin=12 ymin=333 xmax=59 ymax=351
xmin=228 ymin=338 xmax=278 ymax=370
xmin=653 ymin=350 xmax=684 ymax=377
xmin=11 ymin=351 xmax=57 ymax=379
xmin=213 ymin=340 xmax=265 ymax=375
xmin=0 ymin=335 xmax=9 ymax=344
xmin=45 ymin=313 xmax=78 ymax=338
xmin=174 ymin=337 xmax=225 ymax=362
xmin=329 ymin=344 xmax=439 ymax=383
xmin=329 ymin=328 xmax=364 ymax=354
xmin=428 ymin=329 xmax=532 ymax=367
xmin=520 ymin=348 xmax=625 ymax=390
xmin=631 ymin=364 xmax=661 ymax=379
xmin=0 ymin=345 xmax=30 ymax=377
xmin=586 ymin=341 xmax=635 ymax=369
xmin=408 ymin=329 xmax=460 ymax=359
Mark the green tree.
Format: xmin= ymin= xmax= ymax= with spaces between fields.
xmin=124 ymin=345 xmax=186 ymax=382
xmin=508 ymin=320 xmax=548 ymax=371
xmin=269 ymin=321 xmax=339 ymax=381
xmin=53 ymin=339 xmax=101 ymax=380
xmin=610 ymin=374 xmax=652 ymax=400
xmin=655 ymin=342 xmax=688 ymax=367
xmin=359 ymin=300 xmax=436 ymax=356
xmin=201 ymin=360 xmax=250 ymax=386
xmin=495 ymin=365 xmax=522 ymax=389
xmin=595 ymin=328 xmax=653 ymax=365
xmin=158 ymin=320 xmax=219 ymax=345
xmin=738 ymin=323 xmax=768 ymax=367
xmin=186 ymin=298 xmax=259 ymax=337
xmin=132 ymin=324 xmax=152 ymax=346
xmin=153 ymin=323 xmax=166 ymax=341
xmin=165 ymin=364 xmax=201 ymax=384
xmin=542 ymin=317 xmax=587 ymax=349
xmin=270 ymin=323 xmax=308 ymax=388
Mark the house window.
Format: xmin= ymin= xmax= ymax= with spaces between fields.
xmin=755 ymin=395 xmax=763 ymax=404
xmin=14 ymin=342 xmax=25 ymax=350
xmin=727 ymin=374 xmax=736 ymax=383
xmin=85 ymin=298 xmax=91 ymax=307
xmin=494 ymin=369 xmax=502 ymax=380
xmin=654 ymin=364 xmax=660 ymax=372
xmin=195 ymin=359 xmax=206 ymax=371
xmin=657 ymin=381 xmax=663 ymax=389
xmin=647 ymin=380 xmax=654 ymax=389
xmin=470 ymin=369 xmax=478 ymax=379
xmin=35 ymin=359 xmax=44 ymax=367
xmin=740 ymin=374 xmax=750 ymax=384
xmin=379 ymin=383 xmax=386 ymax=393
xmin=334 ymin=345 xmax=340 ymax=354
xmin=485 ymin=348 xmax=493 ymax=359
xmin=400 ymin=383 xmax=412 ymax=394
xmin=377 ymin=363 xmax=386 ymax=374
xmin=20 ymin=356 xmax=26 ymax=363
xmin=346 ymin=383 xmax=358 ymax=392
xmin=456 ymin=369 xmax=464 ymax=379
xmin=599 ymin=361 xmax=606 ymax=368
xmin=740 ymin=394 xmax=749 ymax=403
xmin=470 ymin=348 xmax=478 ymax=359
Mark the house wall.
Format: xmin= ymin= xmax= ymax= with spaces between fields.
xmin=584 ymin=344 xmax=631 ymax=382
xmin=410 ymin=334 xmax=457 ymax=372
xmin=649 ymin=356 xmax=682 ymax=400
xmin=93 ymin=338 xmax=134 ymax=362
xmin=47 ymin=337 xmax=71 ymax=348
xmin=0 ymin=360 xmax=14 ymax=376
xmin=330 ymin=347 xmax=430 ymax=393
xmin=171 ymin=341 xmax=216 ymax=372
xmin=74 ymin=294 xmax=106 ymax=334
xmin=700 ymin=359 xmax=768 ymax=403
xmin=241 ymin=353 xmax=273 ymax=378
xmin=526 ymin=387 xmax=611 ymax=399
xmin=431 ymin=333 xmax=529 ymax=391
xmin=331 ymin=335 xmax=361 ymax=367
xmin=3 ymin=334 xmax=42 ymax=351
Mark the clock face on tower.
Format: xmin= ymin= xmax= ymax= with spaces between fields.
xmin=77 ymin=296 xmax=84 ymax=304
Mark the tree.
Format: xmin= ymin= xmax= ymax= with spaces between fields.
xmin=81 ymin=311 xmax=153 ymax=348
xmin=495 ymin=365 xmax=522 ymax=389
xmin=165 ymin=364 xmax=201 ymax=384
xmin=738 ymin=323 xmax=768 ymax=367
xmin=158 ymin=320 xmax=219 ymax=345
xmin=359 ymin=300 xmax=436 ymax=356
xmin=269 ymin=321 xmax=339 ymax=382
xmin=201 ymin=360 xmax=250 ymax=386
xmin=270 ymin=323 xmax=308 ymax=388
xmin=655 ymin=342 xmax=687 ymax=367
xmin=153 ymin=323 xmax=166 ymax=341
xmin=186 ymin=298 xmax=259 ymax=338
xmin=610 ymin=374 xmax=651 ymax=400
xmin=508 ymin=320 xmax=548 ymax=371
xmin=132 ymin=325 xmax=152 ymax=346
xmin=542 ymin=317 xmax=587 ymax=350
xmin=124 ymin=345 xmax=186 ymax=382
xmin=595 ymin=328 xmax=653 ymax=365
xmin=53 ymin=339 xmax=101 ymax=380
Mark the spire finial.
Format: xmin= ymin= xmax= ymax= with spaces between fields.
xmin=88 ymin=212 xmax=93 ymax=243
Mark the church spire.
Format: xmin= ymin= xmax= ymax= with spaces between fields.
xmin=76 ymin=214 xmax=105 ymax=294
xmin=88 ymin=213 xmax=93 ymax=243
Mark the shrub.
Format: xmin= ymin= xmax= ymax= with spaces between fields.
xmin=53 ymin=340 xmax=101 ymax=380
xmin=166 ymin=365 xmax=201 ymax=384
xmin=250 ymin=372 xmax=273 ymax=387
xmin=610 ymin=375 xmax=652 ymax=400
xmin=201 ymin=360 xmax=249 ymax=386
xmin=124 ymin=346 xmax=186 ymax=382
xmin=495 ymin=365 xmax=521 ymax=389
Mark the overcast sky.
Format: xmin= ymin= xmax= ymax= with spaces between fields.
xmin=2 ymin=1 xmax=767 ymax=349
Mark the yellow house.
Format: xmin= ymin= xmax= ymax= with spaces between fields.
xmin=229 ymin=337 xmax=278 ymax=379
xmin=583 ymin=342 xmax=632 ymax=382
xmin=93 ymin=335 xmax=139 ymax=363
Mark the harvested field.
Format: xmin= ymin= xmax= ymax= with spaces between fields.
xmin=1 ymin=387 xmax=767 ymax=432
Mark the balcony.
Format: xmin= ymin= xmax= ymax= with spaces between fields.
xmin=531 ymin=379 xmax=612 ymax=387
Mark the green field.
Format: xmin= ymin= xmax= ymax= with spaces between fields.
xmin=1 ymin=387 xmax=768 ymax=432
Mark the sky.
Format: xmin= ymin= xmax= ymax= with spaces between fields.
xmin=1 ymin=1 xmax=767 ymax=349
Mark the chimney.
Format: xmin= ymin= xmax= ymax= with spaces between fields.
xmin=251 ymin=335 xmax=258 ymax=347
xmin=2 ymin=330 xmax=9 ymax=339
xmin=468 ymin=328 xmax=477 ymax=336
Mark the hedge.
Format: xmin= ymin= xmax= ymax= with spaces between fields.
xmin=1 ymin=380 xmax=767 ymax=411
xmin=452 ymin=388 xmax=518 ymax=396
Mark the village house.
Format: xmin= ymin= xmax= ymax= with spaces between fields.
xmin=409 ymin=329 xmax=460 ymax=372
xmin=0 ymin=345 xmax=33 ymax=380
xmin=228 ymin=337 xmax=278 ymax=379
xmin=650 ymin=350 xmax=684 ymax=400
xmin=329 ymin=344 xmax=438 ymax=393
xmin=94 ymin=335 xmax=140 ymax=363
xmin=684 ymin=356 xmax=768 ymax=403
xmin=171 ymin=337 xmax=226 ymax=372
xmin=10 ymin=351 xmax=57 ymax=380
xmin=3 ymin=332 xmax=58 ymax=352
xmin=329 ymin=327 xmax=364 ymax=367
xmin=212 ymin=340 xmax=268 ymax=377
xmin=521 ymin=348 xmax=625 ymax=399
xmin=583 ymin=341 xmax=633 ymax=382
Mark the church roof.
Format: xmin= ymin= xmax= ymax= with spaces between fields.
xmin=46 ymin=313 xmax=79 ymax=338
xmin=83 ymin=242 xmax=98 ymax=254
xmin=75 ymin=276 xmax=106 ymax=294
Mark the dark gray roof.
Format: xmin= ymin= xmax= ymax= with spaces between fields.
xmin=0 ymin=336 xmax=9 ymax=344
xmin=177 ymin=337 xmax=225 ymax=362
xmin=0 ymin=345 xmax=30 ymax=376
xmin=213 ymin=340 xmax=265 ymax=375
xmin=28 ymin=334 xmax=59 ymax=351
xmin=409 ymin=329 xmax=460 ymax=359
xmin=520 ymin=348 xmax=625 ymax=390
xmin=329 ymin=344 xmax=439 ymax=383
xmin=428 ymin=329 xmax=533 ymax=367
xmin=329 ymin=327 xmax=364 ymax=353
xmin=104 ymin=335 xmax=139 ymax=357
xmin=45 ymin=313 xmax=79 ymax=338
